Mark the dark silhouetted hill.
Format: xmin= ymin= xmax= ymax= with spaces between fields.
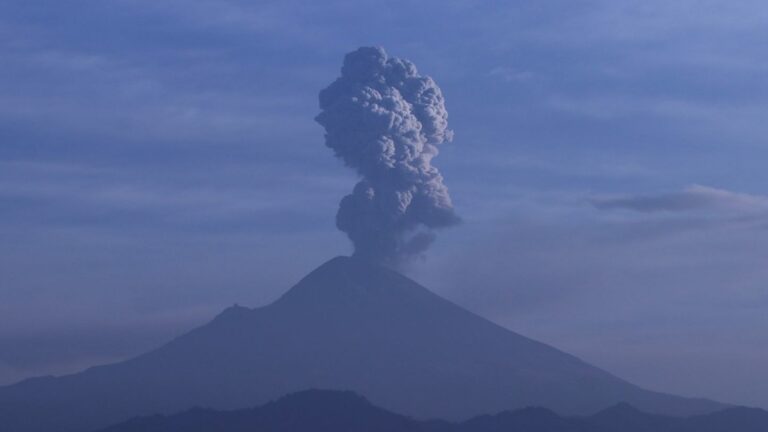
xmin=663 ymin=406 xmax=768 ymax=432
xmin=97 ymin=389 xmax=768 ymax=432
xmin=584 ymin=402 xmax=678 ymax=432
xmin=98 ymin=390 xmax=443 ymax=432
xmin=0 ymin=256 xmax=726 ymax=432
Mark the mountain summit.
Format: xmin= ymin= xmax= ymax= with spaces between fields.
xmin=0 ymin=256 xmax=723 ymax=432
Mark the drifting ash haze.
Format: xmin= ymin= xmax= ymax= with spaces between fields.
xmin=316 ymin=47 xmax=459 ymax=265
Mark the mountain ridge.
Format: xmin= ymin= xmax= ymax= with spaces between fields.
xmin=0 ymin=256 xmax=726 ymax=432
xmin=96 ymin=389 xmax=768 ymax=432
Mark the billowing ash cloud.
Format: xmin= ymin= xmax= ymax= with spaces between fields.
xmin=316 ymin=47 xmax=459 ymax=264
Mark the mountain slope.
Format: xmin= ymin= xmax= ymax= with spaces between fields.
xmin=0 ymin=256 xmax=724 ymax=432
xmin=96 ymin=389 xmax=768 ymax=432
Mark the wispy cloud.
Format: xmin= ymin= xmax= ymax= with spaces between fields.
xmin=591 ymin=185 xmax=768 ymax=214
xmin=0 ymin=160 xmax=346 ymax=232
xmin=488 ymin=66 xmax=533 ymax=83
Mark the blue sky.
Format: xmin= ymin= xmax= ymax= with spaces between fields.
xmin=1 ymin=0 xmax=767 ymax=408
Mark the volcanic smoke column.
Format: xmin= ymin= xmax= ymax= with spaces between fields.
xmin=316 ymin=47 xmax=459 ymax=264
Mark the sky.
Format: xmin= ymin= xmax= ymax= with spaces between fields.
xmin=1 ymin=0 xmax=767 ymax=409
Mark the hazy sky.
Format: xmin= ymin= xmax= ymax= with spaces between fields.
xmin=1 ymin=0 xmax=767 ymax=409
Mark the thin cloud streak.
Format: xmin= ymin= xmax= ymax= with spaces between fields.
xmin=592 ymin=185 xmax=768 ymax=214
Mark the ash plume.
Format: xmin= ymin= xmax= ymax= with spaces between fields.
xmin=316 ymin=47 xmax=459 ymax=265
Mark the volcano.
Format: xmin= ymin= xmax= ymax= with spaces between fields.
xmin=0 ymin=256 xmax=723 ymax=432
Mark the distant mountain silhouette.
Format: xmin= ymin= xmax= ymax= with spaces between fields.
xmin=663 ymin=406 xmax=768 ymax=432
xmin=97 ymin=389 xmax=768 ymax=432
xmin=98 ymin=390 xmax=439 ymax=432
xmin=460 ymin=406 xmax=580 ymax=432
xmin=584 ymin=402 xmax=678 ymax=432
xmin=0 ymin=256 xmax=725 ymax=432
